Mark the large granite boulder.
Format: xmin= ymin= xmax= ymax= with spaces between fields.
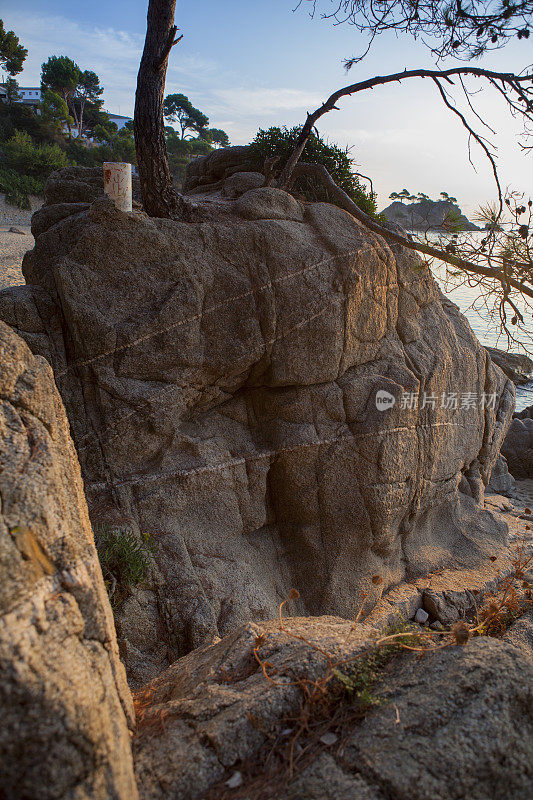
xmin=0 ymin=321 xmax=138 ymax=799
xmin=133 ymin=614 xmax=533 ymax=800
xmin=0 ymin=167 xmax=514 ymax=685
xmin=183 ymin=145 xmax=256 ymax=192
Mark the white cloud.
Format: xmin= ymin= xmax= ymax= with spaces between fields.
xmin=2 ymin=11 xmax=218 ymax=116
xmin=211 ymin=87 xmax=323 ymax=115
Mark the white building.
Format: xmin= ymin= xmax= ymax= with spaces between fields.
xmin=0 ymin=86 xmax=132 ymax=132
xmin=0 ymin=84 xmax=41 ymax=105
xmin=107 ymin=113 xmax=132 ymax=131
xmin=18 ymin=87 xmax=41 ymax=107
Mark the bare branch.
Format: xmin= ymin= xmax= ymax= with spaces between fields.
xmin=155 ymin=24 xmax=183 ymax=70
xmin=276 ymin=66 xmax=533 ymax=189
xmin=307 ymin=1 xmax=533 ymax=61
xmin=432 ymin=76 xmax=503 ymax=214
xmin=289 ymin=162 xmax=533 ymax=300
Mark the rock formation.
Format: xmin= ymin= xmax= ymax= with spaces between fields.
xmin=0 ymin=165 xmax=514 ymax=686
xmin=380 ymin=199 xmax=480 ymax=231
xmin=489 ymin=453 xmax=516 ymax=494
xmin=0 ymin=320 xmax=137 ymax=800
xmin=133 ymin=614 xmax=533 ymax=800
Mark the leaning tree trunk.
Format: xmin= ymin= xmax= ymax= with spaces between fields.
xmin=134 ymin=0 xmax=188 ymax=218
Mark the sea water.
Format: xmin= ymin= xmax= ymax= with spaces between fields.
xmin=424 ymin=231 xmax=533 ymax=412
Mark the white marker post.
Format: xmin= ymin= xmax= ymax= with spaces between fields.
xmin=103 ymin=162 xmax=132 ymax=212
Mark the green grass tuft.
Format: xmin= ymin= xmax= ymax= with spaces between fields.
xmin=93 ymin=524 xmax=155 ymax=609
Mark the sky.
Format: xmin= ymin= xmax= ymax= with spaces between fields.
xmin=1 ymin=0 xmax=532 ymax=214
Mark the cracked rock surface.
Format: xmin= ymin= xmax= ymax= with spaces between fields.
xmin=0 ymin=166 xmax=515 ymax=685
xmin=133 ymin=614 xmax=533 ymax=800
xmin=0 ymin=320 xmax=137 ymax=800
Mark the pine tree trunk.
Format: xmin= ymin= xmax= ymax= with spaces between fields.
xmin=134 ymin=0 xmax=188 ymax=218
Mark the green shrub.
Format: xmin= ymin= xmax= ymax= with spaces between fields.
xmin=166 ymin=130 xmax=213 ymax=186
xmin=0 ymin=167 xmax=44 ymax=208
xmin=65 ymin=134 xmax=137 ymax=170
xmin=3 ymin=130 xmax=71 ymax=178
xmin=93 ymin=524 xmax=155 ymax=609
xmin=63 ymin=137 xmax=102 ymax=167
xmin=249 ymin=126 xmax=377 ymax=216
xmin=0 ymin=101 xmax=57 ymax=145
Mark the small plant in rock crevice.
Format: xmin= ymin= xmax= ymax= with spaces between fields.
xmin=93 ymin=523 xmax=155 ymax=610
xmin=202 ymin=592 xmax=428 ymax=800
xmin=331 ymin=620 xmax=420 ymax=707
xmin=473 ymin=540 xmax=533 ymax=637
xmin=204 ymin=543 xmax=533 ymax=799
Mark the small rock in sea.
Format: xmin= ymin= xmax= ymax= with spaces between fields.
xmin=415 ymin=608 xmax=429 ymax=624
xmin=430 ymin=621 xmax=444 ymax=631
xmin=225 ymin=771 xmax=243 ymax=789
xmin=8 ymin=226 xmax=25 ymax=235
xmin=319 ymin=732 xmax=338 ymax=746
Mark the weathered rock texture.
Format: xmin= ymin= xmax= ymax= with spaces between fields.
xmin=133 ymin=615 xmax=533 ymax=800
xmin=489 ymin=453 xmax=516 ymax=494
xmin=183 ymin=145 xmax=257 ymax=193
xmin=0 ymin=320 xmax=138 ymax=800
xmin=0 ymin=166 xmax=514 ymax=685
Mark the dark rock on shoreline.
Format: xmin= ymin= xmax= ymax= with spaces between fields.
xmin=486 ymin=346 xmax=533 ymax=385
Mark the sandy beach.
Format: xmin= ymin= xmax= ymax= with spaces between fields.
xmin=0 ymin=193 xmax=41 ymax=290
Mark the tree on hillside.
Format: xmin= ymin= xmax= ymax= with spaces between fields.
xmin=41 ymin=56 xmax=81 ymax=136
xmin=163 ymin=92 xmax=209 ymax=138
xmin=440 ymin=191 xmax=458 ymax=203
xmin=94 ymin=120 xmax=118 ymax=144
xmin=200 ymin=127 xmax=230 ymax=147
xmin=4 ymin=76 xmax=21 ymax=104
xmin=41 ymin=57 xmax=104 ymax=139
xmin=74 ymin=70 xmax=104 ymax=139
xmin=40 ymin=89 xmax=73 ymax=133
xmin=389 ymin=189 xmax=412 ymax=204
xmin=0 ymin=20 xmax=27 ymax=76
xmin=41 ymin=55 xmax=80 ymax=105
